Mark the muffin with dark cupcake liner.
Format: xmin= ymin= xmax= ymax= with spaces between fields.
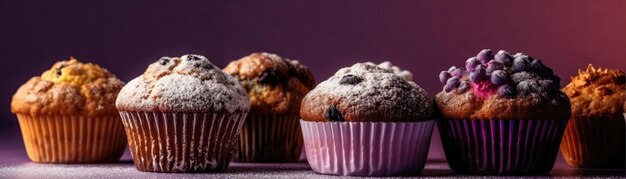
xmin=300 ymin=62 xmax=433 ymax=176
xmin=435 ymin=49 xmax=571 ymax=175
xmin=561 ymin=65 xmax=625 ymax=168
xmin=224 ymin=52 xmax=316 ymax=162
xmin=116 ymin=55 xmax=250 ymax=172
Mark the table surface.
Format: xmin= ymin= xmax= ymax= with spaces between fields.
xmin=0 ymin=130 xmax=624 ymax=179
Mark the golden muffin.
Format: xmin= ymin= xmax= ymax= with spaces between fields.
xmin=560 ymin=65 xmax=625 ymax=168
xmin=11 ymin=57 xmax=126 ymax=163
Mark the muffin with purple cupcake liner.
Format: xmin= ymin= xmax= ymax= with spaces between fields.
xmin=435 ymin=49 xmax=571 ymax=175
xmin=300 ymin=62 xmax=433 ymax=176
xmin=561 ymin=65 xmax=625 ymax=168
xmin=116 ymin=54 xmax=250 ymax=172
xmin=224 ymin=52 xmax=316 ymax=162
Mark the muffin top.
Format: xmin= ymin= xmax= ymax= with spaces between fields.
xmin=562 ymin=65 xmax=625 ymax=117
xmin=300 ymin=62 xmax=432 ymax=122
xmin=364 ymin=61 xmax=413 ymax=81
xmin=435 ymin=49 xmax=571 ymax=120
xmin=116 ymin=54 xmax=249 ymax=113
xmin=11 ymin=58 xmax=124 ymax=116
xmin=223 ymin=52 xmax=315 ymax=114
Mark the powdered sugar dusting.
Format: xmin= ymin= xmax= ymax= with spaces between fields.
xmin=116 ymin=55 xmax=249 ymax=113
xmin=366 ymin=61 xmax=414 ymax=81
xmin=305 ymin=63 xmax=432 ymax=120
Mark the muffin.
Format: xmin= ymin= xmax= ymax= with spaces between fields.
xmin=11 ymin=57 xmax=126 ymax=163
xmin=223 ymin=52 xmax=315 ymax=162
xmin=116 ymin=54 xmax=250 ymax=172
xmin=560 ymin=65 xmax=625 ymax=168
xmin=300 ymin=62 xmax=433 ymax=176
xmin=435 ymin=49 xmax=571 ymax=175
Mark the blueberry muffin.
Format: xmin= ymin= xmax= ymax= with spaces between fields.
xmin=435 ymin=49 xmax=571 ymax=175
xmin=300 ymin=62 xmax=433 ymax=176
xmin=223 ymin=52 xmax=315 ymax=162
xmin=560 ymin=65 xmax=625 ymax=168
xmin=116 ymin=54 xmax=250 ymax=172
xmin=11 ymin=57 xmax=126 ymax=163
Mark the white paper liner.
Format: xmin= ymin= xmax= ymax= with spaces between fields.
xmin=300 ymin=120 xmax=434 ymax=176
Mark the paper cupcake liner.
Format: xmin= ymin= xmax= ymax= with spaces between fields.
xmin=16 ymin=114 xmax=126 ymax=163
xmin=560 ymin=116 xmax=625 ymax=168
xmin=234 ymin=114 xmax=302 ymax=162
xmin=438 ymin=118 xmax=568 ymax=175
xmin=301 ymin=120 xmax=435 ymax=176
xmin=119 ymin=111 xmax=247 ymax=173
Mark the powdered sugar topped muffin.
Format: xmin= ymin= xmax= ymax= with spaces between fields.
xmin=116 ymin=54 xmax=249 ymax=113
xmin=365 ymin=61 xmax=413 ymax=81
xmin=300 ymin=62 xmax=432 ymax=122
xmin=300 ymin=62 xmax=435 ymax=176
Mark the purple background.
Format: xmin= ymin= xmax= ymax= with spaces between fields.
xmin=0 ymin=0 xmax=625 ymax=163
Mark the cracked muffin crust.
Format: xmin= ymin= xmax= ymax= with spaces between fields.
xmin=223 ymin=52 xmax=315 ymax=115
xmin=11 ymin=57 xmax=124 ymax=116
xmin=562 ymin=64 xmax=625 ymax=117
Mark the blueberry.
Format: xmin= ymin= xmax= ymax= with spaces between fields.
xmin=497 ymin=85 xmax=516 ymax=97
xmin=457 ymin=81 xmax=470 ymax=92
xmin=530 ymin=59 xmax=553 ymax=77
xmin=465 ymin=57 xmax=482 ymax=71
xmin=495 ymin=50 xmax=513 ymax=67
xmin=325 ymin=106 xmax=344 ymax=122
xmin=516 ymin=80 xmax=538 ymax=95
xmin=55 ymin=63 xmax=66 ymax=76
xmin=339 ymin=74 xmax=363 ymax=85
xmin=486 ymin=60 xmax=504 ymax=74
xmin=477 ymin=49 xmax=494 ymax=64
xmin=511 ymin=56 xmax=530 ymax=72
xmin=186 ymin=55 xmax=200 ymax=61
xmin=447 ymin=66 xmax=459 ymax=73
xmin=451 ymin=68 xmax=464 ymax=77
xmin=439 ymin=71 xmax=451 ymax=85
xmin=469 ymin=66 xmax=486 ymax=83
xmin=445 ymin=77 xmax=461 ymax=92
xmin=259 ymin=70 xmax=280 ymax=85
xmin=539 ymin=80 xmax=555 ymax=91
xmin=490 ymin=70 xmax=508 ymax=85
xmin=159 ymin=58 xmax=170 ymax=65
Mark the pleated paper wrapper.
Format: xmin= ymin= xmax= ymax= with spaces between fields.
xmin=234 ymin=114 xmax=302 ymax=162
xmin=119 ymin=111 xmax=247 ymax=173
xmin=16 ymin=114 xmax=127 ymax=163
xmin=560 ymin=116 xmax=625 ymax=168
xmin=300 ymin=120 xmax=434 ymax=176
xmin=438 ymin=118 xmax=568 ymax=175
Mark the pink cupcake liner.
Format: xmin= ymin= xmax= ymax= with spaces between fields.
xmin=119 ymin=111 xmax=247 ymax=173
xmin=438 ymin=118 xmax=568 ymax=175
xmin=560 ymin=116 xmax=625 ymax=168
xmin=235 ymin=114 xmax=302 ymax=162
xmin=300 ymin=120 xmax=435 ymax=176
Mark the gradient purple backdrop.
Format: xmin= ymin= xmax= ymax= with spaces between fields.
xmin=0 ymin=0 xmax=624 ymax=162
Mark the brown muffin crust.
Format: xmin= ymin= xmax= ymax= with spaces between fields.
xmin=436 ymin=91 xmax=570 ymax=120
xmin=11 ymin=58 xmax=124 ymax=116
xmin=300 ymin=62 xmax=432 ymax=122
xmin=562 ymin=65 xmax=625 ymax=117
xmin=224 ymin=52 xmax=315 ymax=115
